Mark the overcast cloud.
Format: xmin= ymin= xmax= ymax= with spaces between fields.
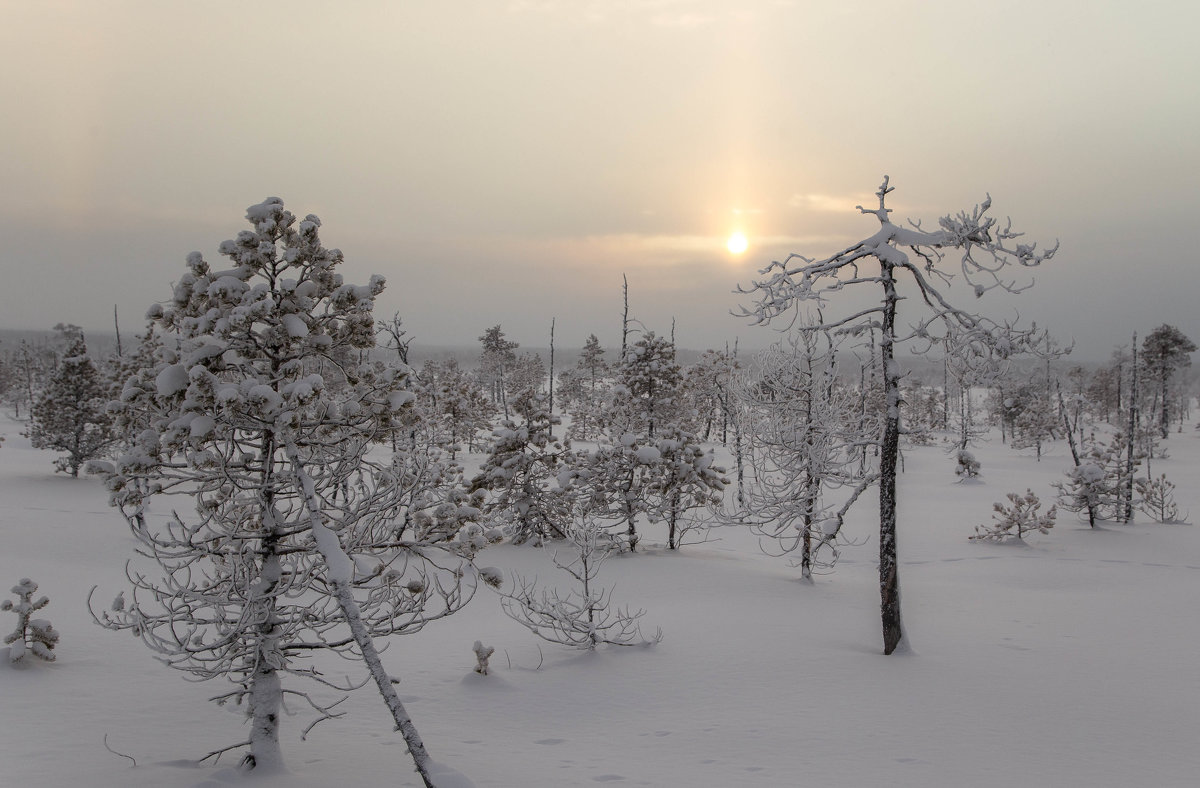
xmin=1 ymin=1 xmax=1196 ymax=359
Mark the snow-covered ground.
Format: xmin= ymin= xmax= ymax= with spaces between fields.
xmin=2 ymin=413 xmax=1197 ymax=787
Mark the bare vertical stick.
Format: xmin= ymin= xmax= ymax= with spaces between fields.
xmin=548 ymin=317 xmax=556 ymax=438
xmin=621 ymin=273 xmax=629 ymax=357
xmin=113 ymin=305 xmax=123 ymax=358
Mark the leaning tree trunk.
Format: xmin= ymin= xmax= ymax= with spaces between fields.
xmin=878 ymin=264 xmax=904 ymax=655
xmin=287 ymin=444 xmax=442 ymax=788
xmin=1058 ymin=388 xmax=1096 ymax=528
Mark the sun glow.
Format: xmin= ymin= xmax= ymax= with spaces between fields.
xmin=726 ymin=231 xmax=748 ymax=255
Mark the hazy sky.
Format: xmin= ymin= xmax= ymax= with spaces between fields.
xmin=2 ymin=1 xmax=1197 ymax=360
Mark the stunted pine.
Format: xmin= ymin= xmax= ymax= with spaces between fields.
xmin=739 ymin=177 xmax=1056 ymax=654
xmin=499 ymin=512 xmax=661 ymax=650
xmin=3 ymin=578 xmax=59 ymax=663
xmin=1136 ymin=474 xmax=1185 ymax=523
xmin=471 ymin=394 xmax=572 ymax=545
xmin=971 ymin=490 xmax=1055 ymax=542
xmin=90 ymin=199 xmax=479 ymax=783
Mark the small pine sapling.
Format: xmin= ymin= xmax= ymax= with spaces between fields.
xmin=1053 ymin=461 xmax=1109 ymax=528
xmin=472 ymin=641 xmax=495 ymax=675
xmin=3 ymin=578 xmax=59 ymax=663
xmin=954 ymin=449 xmax=981 ymax=480
xmin=1136 ymin=474 xmax=1187 ymax=523
xmin=971 ymin=490 xmax=1056 ymax=542
xmin=500 ymin=513 xmax=661 ymax=650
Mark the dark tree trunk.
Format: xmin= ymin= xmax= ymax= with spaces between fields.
xmin=879 ymin=263 xmax=904 ymax=655
xmin=1159 ymin=371 xmax=1169 ymax=440
xmin=1122 ymin=335 xmax=1137 ymax=523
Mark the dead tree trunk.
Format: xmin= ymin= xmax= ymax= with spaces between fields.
xmin=878 ymin=262 xmax=904 ymax=655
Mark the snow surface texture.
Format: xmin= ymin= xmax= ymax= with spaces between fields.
xmin=1 ymin=412 xmax=1198 ymax=786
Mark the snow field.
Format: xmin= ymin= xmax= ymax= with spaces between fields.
xmin=2 ymin=414 xmax=1198 ymax=787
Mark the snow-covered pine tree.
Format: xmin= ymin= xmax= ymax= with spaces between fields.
xmin=685 ymin=348 xmax=738 ymax=443
xmin=415 ymin=358 xmax=495 ymax=457
xmin=1142 ymin=325 xmax=1195 ymax=440
xmin=577 ymin=437 xmax=649 ymax=551
xmin=954 ymin=449 xmax=981 ymax=480
xmin=1135 ymin=474 xmax=1185 ymax=523
xmin=1009 ymin=379 xmax=1060 ymax=461
xmin=2 ymin=578 xmax=59 ymax=663
xmin=738 ymin=177 xmax=1057 ymax=654
xmin=471 ymin=393 xmax=573 ymax=545
xmin=970 ymin=490 xmax=1056 ymax=542
xmin=479 ymin=324 xmax=519 ymax=419
xmin=25 ymin=327 xmax=116 ymax=476
xmin=578 ymin=333 xmax=608 ymax=392
xmin=506 ymin=352 xmax=547 ymax=415
xmin=645 ymin=428 xmax=727 ymax=550
xmin=89 ymin=198 xmax=480 ymax=782
xmin=611 ymin=331 xmax=686 ymax=439
xmin=1053 ymin=432 xmax=1139 ymax=528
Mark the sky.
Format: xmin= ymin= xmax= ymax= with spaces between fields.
xmin=1 ymin=0 xmax=1197 ymax=361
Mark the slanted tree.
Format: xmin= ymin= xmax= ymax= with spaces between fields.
xmin=1141 ymin=325 xmax=1195 ymax=440
xmin=89 ymin=198 xmax=479 ymax=783
xmin=739 ymin=177 xmax=1057 ymax=654
xmin=26 ymin=327 xmax=116 ymax=476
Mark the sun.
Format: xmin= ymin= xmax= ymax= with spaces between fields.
xmin=726 ymin=231 xmax=749 ymax=255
